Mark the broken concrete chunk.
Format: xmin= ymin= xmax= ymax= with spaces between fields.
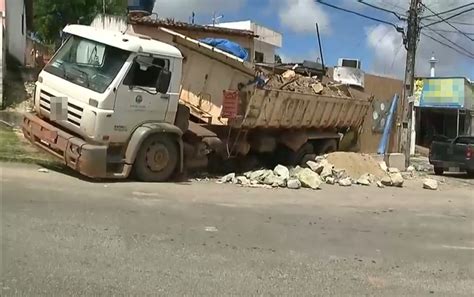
xmin=311 ymin=82 xmax=324 ymax=94
xmin=376 ymin=181 xmax=385 ymax=188
xmin=273 ymin=164 xmax=290 ymax=180
xmin=287 ymin=179 xmax=302 ymax=189
xmin=38 ymin=168 xmax=49 ymax=173
xmin=315 ymin=156 xmax=326 ymax=162
xmin=236 ymin=176 xmax=250 ymax=186
xmin=388 ymin=167 xmax=400 ymax=174
xmin=379 ymin=161 xmax=388 ymax=172
xmin=296 ymin=168 xmax=322 ymax=190
xmin=306 ymin=160 xmax=321 ymax=173
xmin=381 ymin=175 xmax=393 ymax=187
xmin=282 ymin=70 xmax=296 ymax=79
xmin=338 ymin=177 xmax=352 ymax=187
xmin=220 ymin=173 xmax=235 ymax=183
xmin=390 ymin=173 xmax=404 ymax=187
xmin=406 ymin=166 xmax=415 ymax=172
xmin=325 ymin=176 xmax=335 ymax=185
xmin=263 ymin=172 xmax=287 ymax=187
xmin=423 ymin=179 xmax=438 ymax=190
xmin=356 ymin=177 xmax=371 ymax=186
xmin=249 ymin=169 xmax=272 ymax=183
xmin=289 ymin=166 xmax=303 ymax=178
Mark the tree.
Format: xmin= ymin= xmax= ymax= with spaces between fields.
xmin=274 ymin=54 xmax=282 ymax=64
xmin=34 ymin=0 xmax=127 ymax=43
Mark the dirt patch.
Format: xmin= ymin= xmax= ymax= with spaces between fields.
xmin=326 ymin=152 xmax=387 ymax=179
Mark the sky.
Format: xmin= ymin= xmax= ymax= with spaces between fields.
xmin=152 ymin=0 xmax=474 ymax=79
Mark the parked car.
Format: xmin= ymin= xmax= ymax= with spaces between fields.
xmin=429 ymin=136 xmax=474 ymax=176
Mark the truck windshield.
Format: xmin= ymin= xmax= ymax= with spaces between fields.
xmin=44 ymin=35 xmax=129 ymax=93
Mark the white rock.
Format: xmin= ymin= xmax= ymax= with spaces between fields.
xmin=388 ymin=167 xmax=400 ymax=174
xmin=356 ymin=177 xmax=371 ymax=186
xmin=390 ymin=173 xmax=404 ymax=187
xmin=287 ymin=179 xmax=302 ymax=189
xmin=220 ymin=173 xmax=235 ymax=183
xmin=273 ymin=164 xmax=290 ymax=180
xmin=37 ymin=168 xmax=49 ymax=173
xmin=406 ymin=166 xmax=415 ymax=172
xmin=423 ymin=179 xmax=438 ymax=190
xmin=338 ymin=177 xmax=352 ymax=187
xmin=306 ymin=160 xmax=321 ymax=173
xmin=296 ymin=168 xmax=323 ymax=190
xmin=289 ymin=166 xmax=303 ymax=178
xmin=379 ymin=161 xmax=388 ymax=172
xmin=325 ymin=176 xmax=335 ymax=185
xmin=263 ymin=173 xmax=286 ymax=187
xmin=236 ymin=176 xmax=250 ymax=186
xmin=315 ymin=156 xmax=326 ymax=162
xmin=249 ymin=169 xmax=272 ymax=183
xmin=332 ymin=168 xmax=347 ymax=180
xmin=380 ymin=175 xmax=393 ymax=186
xmin=376 ymin=181 xmax=385 ymax=188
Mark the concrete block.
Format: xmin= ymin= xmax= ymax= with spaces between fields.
xmin=387 ymin=153 xmax=406 ymax=171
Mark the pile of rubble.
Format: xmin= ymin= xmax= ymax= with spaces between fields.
xmin=218 ymin=154 xmax=408 ymax=190
xmin=263 ymin=70 xmax=352 ymax=98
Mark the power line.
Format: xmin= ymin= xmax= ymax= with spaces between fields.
xmin=430 ymin=28 xmax=474 ymax=35
xmin=421 ymin=32 xmax=474 ymax=59
xmin=315 ymin=0 xmax=403 ymax=32
xmin=421 ymin=3 xmax=474 ymax=41
xmin=421 ymin=2 xmax=474 ymax=19
xmin=422 ymin=26 xmax=474 ymax=58
xmin=423 ymin=8 xmax=474 ymax=27
xmin=357 ymin=0 xmax=406 ymax=20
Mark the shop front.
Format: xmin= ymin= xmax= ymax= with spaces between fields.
xmin=414 ymin=77 xmax=473 ymax=148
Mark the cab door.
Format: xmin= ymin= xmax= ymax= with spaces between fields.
xmin=114 ymin=55 xmax=172 ymax=128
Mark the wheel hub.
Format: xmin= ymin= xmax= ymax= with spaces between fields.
xmin=145 ymin=142 xmax=169 ymax=172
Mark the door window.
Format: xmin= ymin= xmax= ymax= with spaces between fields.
xmin=124 ymin=56 xmax=170 ymax=88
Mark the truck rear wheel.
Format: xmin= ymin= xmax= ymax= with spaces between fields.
xmin=134 ymin=135 xmax=178 ymax=182
xmin=317 ymin=139 xmax=338 ymax=155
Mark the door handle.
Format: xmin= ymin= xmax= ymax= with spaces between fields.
xmin=161 ymin=94 xmax=170 ymax=100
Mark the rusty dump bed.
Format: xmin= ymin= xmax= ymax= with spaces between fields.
xmin=233 ymin=89 xmax=371 ymax=130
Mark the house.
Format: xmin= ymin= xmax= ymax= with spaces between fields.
xmin=91 ymin=15 xmax=281 ymax=64
xmin=213 ymin=20 xmax=282 ymax=63
xmin=414 ymin=77 xmax=473 ymax=147
xmin=5 ymin=0 xmax=33 ymax=65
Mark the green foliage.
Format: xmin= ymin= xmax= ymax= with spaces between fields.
xmin=34 ymin=0 xmax=126 ymax=43
xmin=274 ymin=54 xmax=282 ymax=64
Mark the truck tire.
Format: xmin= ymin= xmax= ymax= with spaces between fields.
xmin=318 ymin=139 xmax=338 ymax=155
xmin=134 ymin=135 xmax=178 ymax=182
xmin=286 ymin=143 xmax=314 ymax=166
xmin=434 ymin=167 xmax=444 ymax=176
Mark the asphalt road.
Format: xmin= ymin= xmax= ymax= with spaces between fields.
xmin=1 ymin=163 xmax=473 ymax=296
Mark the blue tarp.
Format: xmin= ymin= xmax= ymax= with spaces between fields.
xmin=199 ymin=38 xmax=249 ymax=60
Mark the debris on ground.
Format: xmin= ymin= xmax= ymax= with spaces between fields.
xmin=423 ymin=179 xmax=439 ymax=190
xmin=215 ymin=153 xmax=450 ymax=191
xmin=37 ymin=168 xmax=49 ymax=173
xmin=326 ymin=152 xmax=388 ymax=179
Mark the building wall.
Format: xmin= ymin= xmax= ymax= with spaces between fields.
xmin=254 ymin=39 xmax=276 ymax=63
xmin=359 ymin=73 xmax=404 ymax=153
xmin=6 ymin=0 xmax=26 ymax=65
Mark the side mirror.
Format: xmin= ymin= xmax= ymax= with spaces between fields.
xmin=156 ymin=69 xmax=171 ymax=94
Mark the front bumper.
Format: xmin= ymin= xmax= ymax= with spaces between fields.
xmin=22 ymin=113 xmax=107 ymax=178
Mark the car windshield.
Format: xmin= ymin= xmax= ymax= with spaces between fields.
xmin=44 ymin=35 xmax=129 ymax=93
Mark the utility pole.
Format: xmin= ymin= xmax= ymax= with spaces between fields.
xmin=400 ymin=0 xmax=422 ymax=167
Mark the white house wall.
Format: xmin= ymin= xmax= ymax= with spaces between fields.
xmin=6 ymin=0 xmax=26 ymax=65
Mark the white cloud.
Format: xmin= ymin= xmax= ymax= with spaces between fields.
xmin=364 ymin=0 xmax=474 ymax=78
xmin=279 ymin=0 xmax=331 ymax=34
xmin=153 ymin=0 xmax=247 ymax=21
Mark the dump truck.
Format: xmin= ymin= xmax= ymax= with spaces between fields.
xmin=22 ymin=24 xmax=371 ymax=182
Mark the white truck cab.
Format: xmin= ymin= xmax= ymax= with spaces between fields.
xmin=24 ymin=25 xmax=187 ymax=181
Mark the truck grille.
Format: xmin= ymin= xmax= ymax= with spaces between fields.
xmin=39 ymin=90 xmax=83 ymax=127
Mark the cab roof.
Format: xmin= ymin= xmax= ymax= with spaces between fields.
xmin=63 ymin=25 xmax=183 ymax=59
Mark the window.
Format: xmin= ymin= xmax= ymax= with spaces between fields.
xmin=124 ymin=56 xmax=169 ymax=88
xmin=255 ymin=51 xmax=264 ymax=63
xmin=44 ymin=36 xmax=129 ymax=93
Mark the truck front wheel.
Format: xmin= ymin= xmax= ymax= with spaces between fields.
xmin=134 ymin=135 xmax=178 ymax=182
